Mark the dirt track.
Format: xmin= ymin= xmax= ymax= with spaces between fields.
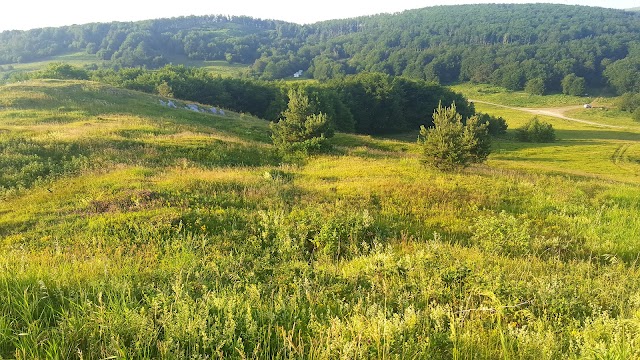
xmin=469 ymin=99 xmax=626 ymax=129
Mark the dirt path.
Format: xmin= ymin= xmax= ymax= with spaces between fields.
xmin=469 ymin=99 xmax=626 ymax=129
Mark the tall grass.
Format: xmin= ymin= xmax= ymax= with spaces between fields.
xmin=1 ymin=80 xmax=640 ymax=358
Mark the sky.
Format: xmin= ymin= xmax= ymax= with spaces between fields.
xmin=0 ymin=0 xmax=638 ymax=32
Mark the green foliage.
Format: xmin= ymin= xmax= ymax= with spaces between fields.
xmin=478 ymin=113 xmax=508 ymax=136
xmin=516 ymin=117 xmax=556 ymax=142
xmin=1 ymin=4 xmax=639 ymax=94
xmin=619 ymin=92 xmax=640 ymax=113
xmin=472 ymin=211 xmax=531 ymax=256
xmin=29 ymin=63 xmax=89 ymax=80
xmin=155 ymin=81 xmax=174 ymax=98
xmin=90 ymin=66 xmax=471 ymax=135
xmin=270 ymin=89 xmax=333 ymax=153
xmin=604 ymin=56 xmax=640 ymax=94
xmin=561 ymin=73 xmax=586 ymax=96
xmin=524 ymin=77 xmax=546 ymax=95
xmin=418 ymin=102 xmax=490 ymax=171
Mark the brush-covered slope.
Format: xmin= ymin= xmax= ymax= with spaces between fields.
xmin=2 ymin=80 xmax=640 ymax=358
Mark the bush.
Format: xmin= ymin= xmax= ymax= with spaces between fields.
xmin=418 ymin=102 xmax=490 ymax=171
xmin=618 ymin=93 xmax=640 ymax=113
xmin=516 ymin=117 xmax=556 ymax=142
xmin=270 ymin=88 xmax=334 ymax=154
xmin=478 ymin=113 xmax=508 ymax=135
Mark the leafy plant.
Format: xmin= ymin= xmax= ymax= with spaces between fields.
xmin=515 ymin=117 xmax=556 ymax=142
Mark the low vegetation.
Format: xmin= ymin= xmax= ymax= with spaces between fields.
xmin=515 ymin=117 xmax=556 ymax=143
xmin=1 ymin=79 xmax=640 ymax=359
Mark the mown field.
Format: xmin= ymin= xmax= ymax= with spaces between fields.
xmin=1 ymin=80 xmax=640 ymax=359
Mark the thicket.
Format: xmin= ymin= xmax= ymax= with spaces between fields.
xmin=23 ymin=64 xmax=473 ymax=135
xmin=1 ymin=5 xmax=639 ymax=94
xmin=477 ymin=113 xmax=508 ymax=136
xmin=516 ymin=117 xmax=556 ymax=142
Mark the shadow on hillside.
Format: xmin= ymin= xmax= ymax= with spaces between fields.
xmin=553 ymin=128 xmax=640 ymax=141
xmin=492 ymin=138 xmax=601 ymax=152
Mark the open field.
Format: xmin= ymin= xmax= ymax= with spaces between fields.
xmin=1 ymin=80 xmax=640 ymax=358
xmin=0 ymin=53 xmax=249 ymax=80
xmin=449 ymin=83 xmax=603 ymax=108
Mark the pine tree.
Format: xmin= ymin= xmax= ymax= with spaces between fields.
xmin=270 ymin=89 xmax=333 ymax=152
xmin=418 ymin=102 xmax=490 ymax=171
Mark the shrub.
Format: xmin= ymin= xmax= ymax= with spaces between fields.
xmin=478 ymin=113 xmax=508 ymax=135
xmin=618 ymin=92 xmax=640 ymax=113
xmin=418 ymin=102 xmax=490 ymax=171
xmin=515 ymin=117 xmax=556 ymax=142
xmin=270 ymin=88 xmax=334 ymax=154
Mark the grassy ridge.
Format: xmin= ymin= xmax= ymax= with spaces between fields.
xmin=1 ymin=80 xmax=640 ymax=358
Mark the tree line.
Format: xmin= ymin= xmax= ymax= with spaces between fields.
xmin=1 ymin=4 xmax=639 ymax=94
xmin=24 ymin=63 xmax=474 ymax=135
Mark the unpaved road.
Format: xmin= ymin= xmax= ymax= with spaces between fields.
xmin=469 ymin=99 xmax=626 ymax=129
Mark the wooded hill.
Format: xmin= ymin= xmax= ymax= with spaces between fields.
xmin=1 ymin=4 xmax=640 ymax=93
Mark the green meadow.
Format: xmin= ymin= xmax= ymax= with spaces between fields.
xmin=1 ymin=80 xmax=640 ymax=358
xmin=0 ymin=53 xmax=249 ymax=81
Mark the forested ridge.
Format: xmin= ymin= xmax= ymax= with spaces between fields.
xmin=1 ymin=4 xmax=640 ymax=93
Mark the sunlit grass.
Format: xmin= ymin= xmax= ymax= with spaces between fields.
xmin=449 ymin=82 xmax=592 ymax=107
xmin=1 ymin=79 xmax=640 ymax=358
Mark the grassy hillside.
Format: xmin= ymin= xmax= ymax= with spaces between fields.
xmin=1 ymin=80 xmax=640 ymax=358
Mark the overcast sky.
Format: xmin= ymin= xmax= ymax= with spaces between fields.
xmin=0 ymin=0 xmax=637 ymax=32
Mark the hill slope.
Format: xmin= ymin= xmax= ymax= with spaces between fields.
xmin=1 ymin=4 xmax=640 ymax=93
xmin=2 ymin=80 xmax=640 ymax=358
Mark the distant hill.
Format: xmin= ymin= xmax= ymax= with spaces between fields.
xmin=1 ymin=4 xmax=640 ymax=93
xmin=628 ymin=7 xmax=640 ymax=12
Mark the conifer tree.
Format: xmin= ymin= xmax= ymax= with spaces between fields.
xmin=270 ymin=89 xmax=333 ymax=152
xmin=418 ymin=102 xmax=490 ymax=171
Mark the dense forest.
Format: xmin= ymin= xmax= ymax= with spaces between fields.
xmin=1 ymin=4 xmax=640 ymax=94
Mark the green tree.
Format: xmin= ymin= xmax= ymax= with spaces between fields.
xmin=525 ymin=77 xmax=546 ymax=95
xmin=270 ymin=89 xmax=334 ymax=152
xmin=561 ymin=74 xmax=585 ymax=96
xmin=418 ymin=102 xmax=490 ymax=171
